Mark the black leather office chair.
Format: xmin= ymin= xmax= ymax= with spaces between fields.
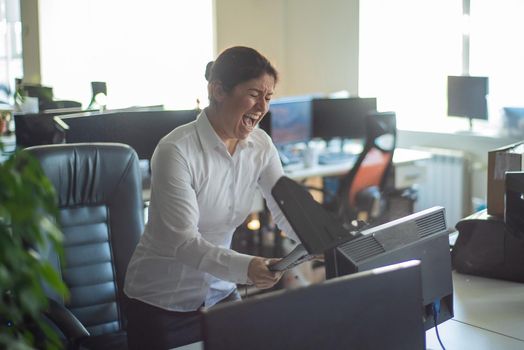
xmin=26 ymin=143 xmax=144 ymax=350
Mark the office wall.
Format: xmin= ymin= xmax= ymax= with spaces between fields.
xmin=398 ymin=130 xmax=522 ymax=210
xmin=20 ymin=0 xmax=40 ymax=84
xmin=21 ymin=0 xmax=360 ymax=98
xmin=214 ymin=0 xmax=359 ymax=98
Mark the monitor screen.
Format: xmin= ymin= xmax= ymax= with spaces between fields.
xmin=202 ymin=260 xmax=425 ymax=350
xmin=447 ymin=76 xmax=489 ymax=120
xmin=261 ymin=97 xmax=312 ymax=148
xmin=312 ymin=97 xmax=377 ymax=140
xmin=325 ymin=206 xmax=454 ymax=330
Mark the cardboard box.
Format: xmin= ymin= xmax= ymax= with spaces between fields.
xmin=487 ymin=141 xmax=524 ymax=217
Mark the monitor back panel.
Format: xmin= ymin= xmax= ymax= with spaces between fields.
xmin=202 ymin=262 xmax=425 ymax=350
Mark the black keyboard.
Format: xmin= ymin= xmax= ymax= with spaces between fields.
xmin=318 ymin=152 xmax=356 ymax=165
xmin=268 ymin=244 xmax=316 ymax=272
xmin=279 ymin=151 xmax=303 ymax=166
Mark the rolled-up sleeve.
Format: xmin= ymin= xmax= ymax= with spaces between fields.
xmin=149 ymin=142 xmax=253 ymax=284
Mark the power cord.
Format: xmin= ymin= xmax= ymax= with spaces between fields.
xmin=432 ymin=300 xmax=446 ymax=350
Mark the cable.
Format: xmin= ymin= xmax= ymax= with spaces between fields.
xmin=432 ymin=301 xmax=446 ymax=350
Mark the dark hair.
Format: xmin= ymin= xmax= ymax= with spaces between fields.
xmin=205 ymin=46 xmax=278 ymax=93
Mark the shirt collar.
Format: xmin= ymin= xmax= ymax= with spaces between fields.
xmin=196 ymin=110 xmax=255 ymax=153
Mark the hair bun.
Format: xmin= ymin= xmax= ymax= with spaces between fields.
xmin=205 ymin=61 xmax=214 ymax=81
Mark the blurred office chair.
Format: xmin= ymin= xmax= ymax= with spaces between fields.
xmin=26 ymin=143 xmax=144 ymax=350
xmin=313 ymin=111 xmax=407 ymax=229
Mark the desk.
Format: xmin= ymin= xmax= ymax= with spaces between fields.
xmin=426 ymin=271 xmax=524 ymax=349
xmin=248 ymin=147 xmax=431 ymax=213
xmin=284 ymin=147 xmax=431 ymax=183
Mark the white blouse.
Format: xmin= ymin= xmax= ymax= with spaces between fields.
xmin=124 ymin=110 xmax=298 ymax=311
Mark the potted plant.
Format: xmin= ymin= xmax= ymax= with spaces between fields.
xmin=0 ymin=140 xmax=68 ymax=350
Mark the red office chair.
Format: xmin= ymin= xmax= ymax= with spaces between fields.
xmin=317 ymin=111 xmax=411 ymax=230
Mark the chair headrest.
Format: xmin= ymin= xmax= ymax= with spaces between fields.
xmin=25 ymin=142 xmax=140 ymax=207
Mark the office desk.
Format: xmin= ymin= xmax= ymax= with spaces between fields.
xmin=247 ymin=147 xmax=431 ymax=213
xmin=426 ymin=271 xmax=524 ymax=349
xmin=284 ymin=147 xmax=430 ymax=185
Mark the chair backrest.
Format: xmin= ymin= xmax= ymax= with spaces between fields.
xmin=26 ymin=143 xmax=144 ymax=336
xmin=337 ymin=111 xmax=397 ymax=219
xmin=56 ymin=109 xmax=199 ymax=161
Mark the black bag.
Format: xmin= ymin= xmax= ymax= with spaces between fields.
xmin=452 ymin=209 xmax=524 ymax=282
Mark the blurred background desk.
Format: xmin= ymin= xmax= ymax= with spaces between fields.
xmin=249 ymin=147 xmax=431 ymax=214
xmin=284 ymin=147 xmax=431 ymax=187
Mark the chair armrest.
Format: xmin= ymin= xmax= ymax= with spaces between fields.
xmin=45 ymin=298 xmax=90 ymax=342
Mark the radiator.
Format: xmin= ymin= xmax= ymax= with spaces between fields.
xmin=413 ymin=148 xmax=471 ymax=229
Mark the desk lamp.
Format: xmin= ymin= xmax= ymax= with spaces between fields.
xmin=87 ymin=81 xmax=108 ymax=111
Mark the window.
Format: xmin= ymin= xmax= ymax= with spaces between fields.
xmin=0 ymin=0 xmax=23 ymax=105
xmin=360 ymin=0 xmax=524 ymax=131
xmin=39 ymin=0 xmax=213 ymax=110
xmin=469 ymin=0 xmax=524 ymax=126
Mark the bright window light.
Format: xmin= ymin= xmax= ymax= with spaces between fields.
xmin=359 ymin=0 xmax=463 ymax=130
xmin=39 ymin=0 xmax=213 ymax=110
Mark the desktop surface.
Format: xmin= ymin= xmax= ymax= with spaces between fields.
xmin=426 ymin=271 xmax=524 ymax=350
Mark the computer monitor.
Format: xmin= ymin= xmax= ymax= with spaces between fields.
xmin=202 ymin=260 xmax=425 ymax=350
xmin=57 ymin=109 xmax=198 ymax=161
xmin=447 ymin=76 xmax=489 ymax=125
xmin=312 ymin=97 xmax=377 ymax=140
xmin=260 ymin=97 xmax=313 ymax=148
xmin=325 ymin=206 xmax=454 ymax=330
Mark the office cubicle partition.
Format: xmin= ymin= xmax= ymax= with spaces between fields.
xmin=57 ymin=109 xmax=199 ymax=161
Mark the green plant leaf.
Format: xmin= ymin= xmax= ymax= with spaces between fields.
xmin=0 ymin=142 xmax=69 ymax=349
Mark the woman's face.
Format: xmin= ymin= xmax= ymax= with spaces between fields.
xmin=213 ymin=73 xmax=275 ymax=141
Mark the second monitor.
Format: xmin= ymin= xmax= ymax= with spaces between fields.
xmin=312 ymin=97 xmax=377 ymax=140
xmin=260 ymin=96 xmax=313 ymax=148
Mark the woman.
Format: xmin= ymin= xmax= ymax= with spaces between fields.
xmin=124 ymin=46 xmax=300 ymax=349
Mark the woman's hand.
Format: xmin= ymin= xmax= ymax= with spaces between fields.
xmin=248 ymin=257 xmax=283 ymax=289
